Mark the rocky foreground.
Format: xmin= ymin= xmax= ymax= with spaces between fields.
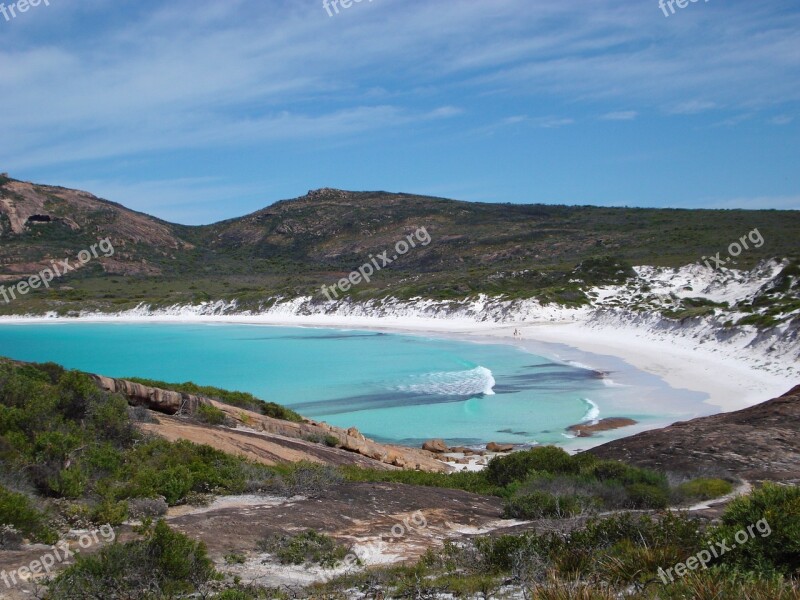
xmin=591 ymin=384 xmax=800 ymax=484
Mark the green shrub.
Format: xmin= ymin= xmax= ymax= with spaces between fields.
xmin=257 ymin=530 xmax=353 ymax=568
xmin=195 ymin=403 xmax=227 ymax=426
xmin=302 ymin=433 xmax=340 ymax=447
xmin=48 ymin=520 xmax=217 ymax=599
xmin=0 ymin=485 xmax=58 ymax=544
xmin=486 ymin=446 xmax=577 ymax=487
xmin=625 ymin=483 xmax=670 ymax=509
xmin=550 ymin=512 xmax=703 ymax=580
xmin=273 ymin=462 xmax=344 ymax=498
xmin=584 ymin=460 xmax=667 ymax=487
xmin=677 ymin=478 xmax=734 ymax=502
xmin=709 ymin=483 xmax=800 ymax=576
xmin=472 ymin=533 xmax=547 ymax=573
xmin=657 ymin=569 xmax=800 ymax=599
xmin=51 ymin=466 xmax=88 ymax=499
xmin=503 ymin=491 xmax=584 ymax=519
xmin=90 ymin=499 xmax=129 ymax=526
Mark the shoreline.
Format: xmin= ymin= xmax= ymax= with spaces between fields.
xmin=0 ymin=311 xmax=793 ymax=418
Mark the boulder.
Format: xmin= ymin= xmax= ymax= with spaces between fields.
xmin=346 ymin=427 xmax=365 ymax=440
xmin=422 ymin=439 xmax=449 ymax=453
xmin=486 ymin=442 xmax=514 ymax=453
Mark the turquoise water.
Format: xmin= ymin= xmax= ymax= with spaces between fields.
xmin=0 ymin=323 xmax=697 ymax=446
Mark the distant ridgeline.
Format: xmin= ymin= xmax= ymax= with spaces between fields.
xmin=0 ymin=176 xmax=798 ymax=319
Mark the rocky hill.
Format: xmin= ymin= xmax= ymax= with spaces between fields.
xmin=1 ymin=175 xmax=799 ymax=315
xmin=0 ymin=177 xmax=193 ymax=281
xmin=590 ymin=385 xmax=800 ymax=484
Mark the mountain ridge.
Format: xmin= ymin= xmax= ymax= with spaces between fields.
xmin=1 ymin=175 xmax=799 ymax=317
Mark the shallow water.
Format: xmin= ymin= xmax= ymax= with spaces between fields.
xmin=0 ymin=322 xmax=707 ymax=446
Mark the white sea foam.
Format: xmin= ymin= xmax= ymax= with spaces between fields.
xmin=581 ymin=398 xmax=600 ymax=424
xmin=566 ymin=360 xmax=594 ymax=371
xmin=601 ymin=377 xmax=625 ymax=388
xmin=399 ymin=366 xmax=496 ymax=396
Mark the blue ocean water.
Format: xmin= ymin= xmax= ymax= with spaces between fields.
xmin=0 ymin=323 xmax=702 ymax=446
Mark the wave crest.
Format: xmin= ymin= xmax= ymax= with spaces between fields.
xmin=399 ymin=366 xmax=496 ymax=397
xmin=581 ymin=398 xmax=600 ymax=424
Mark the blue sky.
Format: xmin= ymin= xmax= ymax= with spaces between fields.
xmin=1 ymin=0 xmax=798 ymax=224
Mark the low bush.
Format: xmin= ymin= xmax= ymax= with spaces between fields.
xmin=128 ymin=496 xmax=169 ymax=519
xmin=0 ymin=485 xmax=58 ymax=544
xmin=272 ymin=462 xmax=344 ymax=498
xmin=675 ymin=478 xmax=734 ymax=502
xmin=709 ymin=483 xmax=800 ymax=576
xmin=128 ymin=405 xmax=158 ymax=423
xmin=195 ymin=403 xmax=228 ymax=426
xmin=486 ymin=446 xmax=577 ymax=487
xmin=657 ymin=569 xmax=800 ymax=600
xmin=625 ymin=483 xmax=670 ymax=509
xmin=257 ymin=530 xmax=352 ymax=568
xmin=503 ymin=491 xmax=585 ymax=519
xmin=47 ymin=520 xmax=217 ymax=599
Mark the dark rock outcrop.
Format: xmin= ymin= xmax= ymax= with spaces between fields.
xmin=590 ymin=385 xmax=800 ymax=483
xmin=567 ymin=417 xmax=637 ymax=438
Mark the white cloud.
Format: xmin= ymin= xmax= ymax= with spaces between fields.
xmin=533 ymin=117 xmax=575 ymax=128
xmin=668 ymin=100 xmax=718 ymax=115
xmin=600 ymin=111 xmax=638 ymax=121
xmin=769 ymin=115 xmax=794 ymax=126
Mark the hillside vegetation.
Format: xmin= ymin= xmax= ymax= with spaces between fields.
xmin=1 ymin=178 xmax=798 ymax=315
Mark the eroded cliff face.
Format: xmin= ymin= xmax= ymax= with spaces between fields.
xmin=91 ymin=374 xmax=448 ymax=473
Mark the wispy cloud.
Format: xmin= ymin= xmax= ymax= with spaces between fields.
xmin=769 ymin=115 xmax=794 ymax=126
xmin=533 ymin=117 xmax=575 ymax=128
xmin=600 ymin=111 xmax=638 ymax=121
xmin=668 ymin=100 xmax=718 ymax=115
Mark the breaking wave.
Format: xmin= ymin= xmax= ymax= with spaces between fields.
xmin=399 ymin=366 xmax=496 ymax=396
xmin=581 ymin=398 xmax=600 ymax=424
